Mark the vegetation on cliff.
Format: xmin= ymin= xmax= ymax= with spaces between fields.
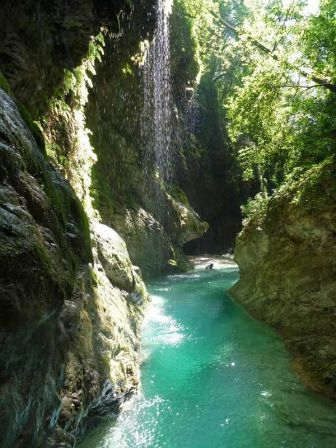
xmin=1 ymin=0 xmax=336 ymax=446
xmin=168 ymin=0 xmax=336 ymax=395
xmin=170 ymin=0 xmax=245 ymax=253
xmin=0 ymin=1 xmax=210 ymax=445
xmin=183 ymin=0 xmax=336 ymax=395
xmin=177 ymin=0 xmax=335 ymax=202
xmin=0 ymin=2 xmax=154 ymax=447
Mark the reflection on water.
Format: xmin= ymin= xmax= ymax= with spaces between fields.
xmin=79 ymin=266 xmax=336 ymax=448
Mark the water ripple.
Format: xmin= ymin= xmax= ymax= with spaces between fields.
xmin=79 ymin=267 xmax=336 ymax=448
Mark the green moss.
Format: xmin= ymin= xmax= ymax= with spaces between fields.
xmin=0 ymin=71 xmax=13 ymax=96
xmin=241 ymin=192 xmax=270 ymax=226
xmin=90 ymin=167 xmax=119 ymax=217
xmin=38 ymin=168 xmax=92 ymax=263
xmin=100 ymin=351 xmax=112 ymax=373
xmin=17 ymin=102 xmax=47 ymax=156
xmin=122 ymin=63 xmax=134 ymax=76
xmin=0 ymin=70 xmax=46 ymax=155
xmin=90 ymin=267 xmax=98 ymax=288
xmin=70 ymin=196 xmax=92 ymax=260
xmin=45 ymin=142 xmax=65 ymax=165
xmin=168 ymin=246 xmax=192 ymax=273
xmin=168 ymin=185 xmax=190 ymax=206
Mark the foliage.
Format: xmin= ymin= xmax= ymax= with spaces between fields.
xmin=241 ymin=191 xmax=269 ymax=226
xmin=175 ymin=0 xmax=218 ymax=75
xmin=182 ymin=0 xmax=336 ymax=219
xmin=40 ymin=32 xmax=105 ymax=171
xmin=168 ymin=184 xmax=190 ymax=206
xmin=225 ymin=2 xmax=336 ymax=187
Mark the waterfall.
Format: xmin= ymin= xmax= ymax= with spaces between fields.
xmin=142 ymin=0 xmax=174 ymax=183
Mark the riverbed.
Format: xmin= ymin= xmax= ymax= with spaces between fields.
xmin=79 ymin=260 xmax=336 ymax=447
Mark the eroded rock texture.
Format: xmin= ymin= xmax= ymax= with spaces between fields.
xmin=231 ymin=159 xmax=336 ymax=397
xmin=0 ymin=89 xmax=147 ymax=447
xmin=0 ymin=1 xmax=210 ymax=445
xmin=85 ymin=11 xmax=208 ymax=278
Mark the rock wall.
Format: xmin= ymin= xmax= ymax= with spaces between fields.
xmin=0 ymin=0 xmax=153 ymax=119
xmin=231 ymin=158 xmax=336 ymax=397
xmin=0 ymin=88 xmax=148 ymax=447
xmin=168 ymin=3 xmax=244 ymax=255
xmin=86 ymin=11 xmax=208 ymax=278
xmin=178 ymin=73 xmax=242 ymax=254
xmin=0 ymin=1 xmax=209 ymax=446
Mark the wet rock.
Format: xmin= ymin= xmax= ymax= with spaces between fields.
xmin=0 ymin=87 xmax=91 ymax=447
xmin=166 ymin=192 xmax=209 ymax=246
xmin=0 ymin=85 xmax=148 ymax=447
xmin=129 ymin=291 xmax=143 ymax=306
xmin=88 ymin=380 xmax=121 ymax=417
xmin=111 ymin=198 xmax=207 ymax=279
xmin=111 ymin=207 xmax=176 ymax=279
xmin=231 ymin=159 xmax=336 ymax=396
xmin=92 ymin=221 xmax=135 ymax=291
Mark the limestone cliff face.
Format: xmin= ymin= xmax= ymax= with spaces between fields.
xmin=0 ymin=87 xmax=90 ymax=446
xmin=177 ymin=73 xmax=243 ymax=255
xmin=0 ymin=88 xmax=148 ymax=447
xmin=96 ymin=182 xmax=208 ymax=279
xmin=231 ymin=158 xmax=336 ymax=397
xmin=0 ymin=1 xmax=209 ymax=446
xmin=85 ymin=10 xmax=208 ymax=278
xmin=0 ymin=0 xmax=155 ymax=119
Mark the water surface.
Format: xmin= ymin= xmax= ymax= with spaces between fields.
xmin=79 ymin=264 xmax=336 ymax=448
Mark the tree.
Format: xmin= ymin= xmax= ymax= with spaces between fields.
xmin=180 ymin=0 xmax=336 ymax=199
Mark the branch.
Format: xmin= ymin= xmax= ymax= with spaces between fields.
xmin=281 ymin=83 xmax=332 ymax=89
xmin=272 ymin=3 xmax=296 ymax=52
xmin=210 ymin=10 xmax=336 ymax=93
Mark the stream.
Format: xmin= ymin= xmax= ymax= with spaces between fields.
xmin=79 ymin=259 xmax=336 ymax=447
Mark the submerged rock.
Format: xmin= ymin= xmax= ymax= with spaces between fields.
xmin=231 ymin=159 xmax=336 ymax=397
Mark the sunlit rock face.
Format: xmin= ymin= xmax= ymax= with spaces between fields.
xmin=231 ymin=159 xmax=336 ymax=397
xmin=86 ymin=0 xmax=209 ymax=278
xmin=92 ymin=221 xmax=146 ymax=295
xmin=166 ymin=193 xmax=209 ymax=246
xmin=109 ymin=197 xmax=208 ymax=279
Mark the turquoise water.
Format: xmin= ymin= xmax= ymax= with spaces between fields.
xmin=79 ymin=266 xmax=336 ymax=448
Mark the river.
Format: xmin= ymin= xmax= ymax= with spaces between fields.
xmin=79 ymin=259 xmax=336 ymax=447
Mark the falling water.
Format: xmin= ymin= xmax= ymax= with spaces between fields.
xmin=142 ymin=0 xmax=174 ymax=182
xmin=186 ymin=92 xmax=200 ymax=135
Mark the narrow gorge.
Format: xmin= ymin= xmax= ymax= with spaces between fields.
xmin=0 ymin=0 xmax=335 ymax=447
